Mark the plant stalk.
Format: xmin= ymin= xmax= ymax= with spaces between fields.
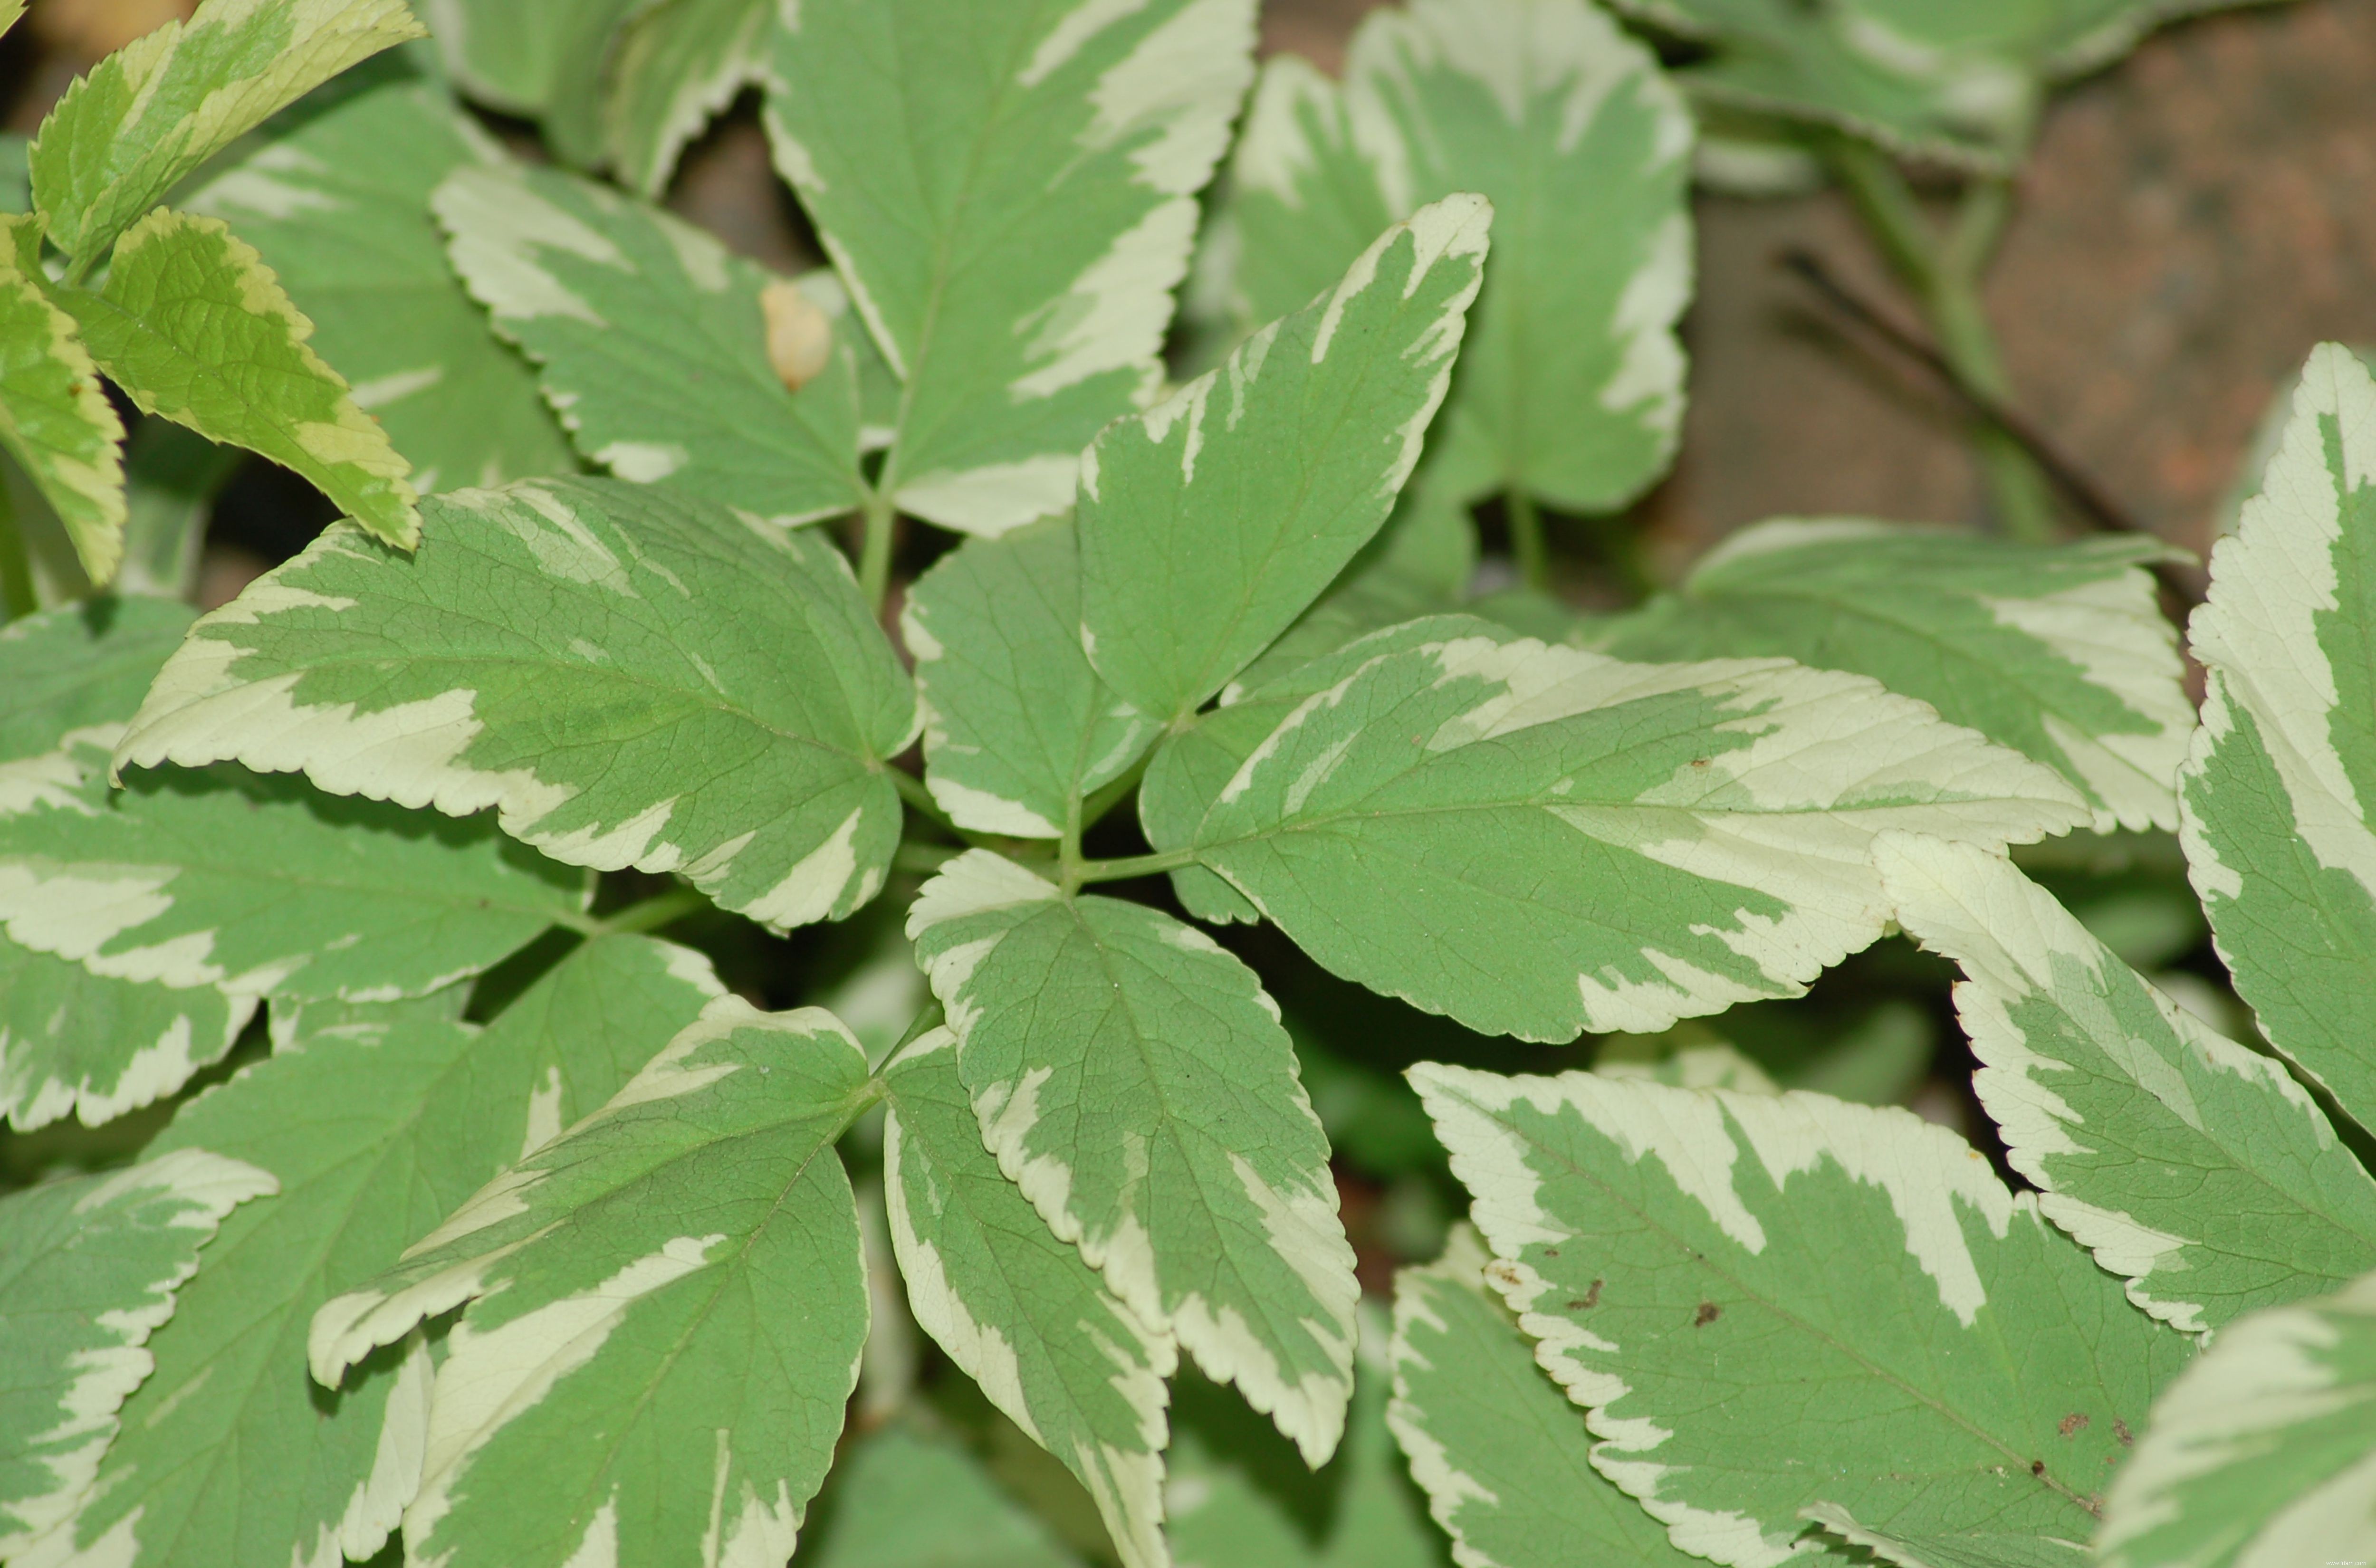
xmin=857 ymin=486 xmax=897 ymax=615
xmin=1826 ymin=143 xmax=2056 ymax=543
xmin=1071 ymin=847 xmax=1195 ymax=885
xmin=590 ymin=884 xmax=707 ymax=936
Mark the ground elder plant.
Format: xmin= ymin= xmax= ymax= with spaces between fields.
xmin=0 ymin=1 xmax=2365 ymax=1567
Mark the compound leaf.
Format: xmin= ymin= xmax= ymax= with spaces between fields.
xmin=1413 ymin=1065 xmax=2189 ymax=1568
xmin=1230 ymin=0 xmax=1691 ymax=513
xmin=2181 ymin=342 xmax=2376 ymax=1134
xmin=1147 ymin=614 xmax=2088 ymax=1041
xmin=58 ymin=209 xmax=422 ymax=549
xmin=21 ymin=937 xmax=719 ymax=1568
xmin=116 ymin=477 xmax=918 ymax=931
xmin=1596 ymin=520 xmax=2194 ymax=834
xmin=908 ymin=851 xmax=1360 ymax=1466
xmin=0 ymin=1148 xmax=273 ymax=1558
xmin=0 ymin=215 xmax=124 ymax=582
xmin=307 ymin=998 xmax=872 ymax=1568
xmin=0 ymin=728 xmax=584 ymax=1004
xmin=904 ymin=516 xmax=1154 ymax=838
xmin=1388 ymin=1226 xmax=1702 ymax=1568
xmin=27 ymin=0 xmax=424 ymax=266
xmin=2098 ymin=1267 xmax=2376 ymax=1568
xmin=1882 ymin=833 xmax=2376 ymax=1334
xmin=435 ymin=163 xmax=867 ymax=525
xmin=1079 ymin=195 xmax=1490 ymax=724
xmin=882 ymin=1027 xmax=1176 ymax=1568
xmin=765 ymin=0 xmax=1255 ymax=535
xmin=189 ymin=64 xmax=574 ymax=494
xmin=604 ymin=0 xmax=774 ymax=197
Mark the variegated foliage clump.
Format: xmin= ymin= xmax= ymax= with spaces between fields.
xmin=0 ymin=2 xmax=2360 ymax=1568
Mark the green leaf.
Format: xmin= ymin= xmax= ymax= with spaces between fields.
xmin=882 ymin=1026 xmax=1175 ymax=1568
xmin=115 ymin=477 xmax=919 ymax=931
xmin=908 ymin=851 xmax=1360 ymax=1464
xmin=1080 ymin=195 xmax=1491 ymax=725
xmin=1166 ymin=1337 xmax=1446 ymax=1568
xmin=1594 ymin=520 xmax=2194 ymax=834
xmin=765 ymin=0 xmax=1256 ymax=535
xmin=1147 ymin=613 xmax=2087 ymax=1041
xmin=805 ymin=1427 xmax=1084 ymax=1568
xmin=1229 ymin=0 xmax=1692 ymax=514
xmin=188 ymin=63 xmax=575 ymax=494
xmin=23 ymin=936 xmax=719 ymax=1568
xmin=1412 ymin=1064 xmax=2190 ymax=1568
xmin=435 ymin=162 xmax=868 ymax=526
xmin=28 ymin=0 xmax=426 ymax=267
xmin=1881 ymin=833 xmax=2376 ymax=1334
xmin=0 ymin=729 xmax=584 ymax=1004
xmin=0 ymin=937 xmax=250 ymax=1130
xmin=307 ymin=997 xmax=872 ymax=1568
xmin=0 ymin=596 xmax=192 ymax=761
xmin=0 ymin=215 xmax=125 ymax=582
xmin=422 ymin=0 xmax=636 ymax=117
xmin=604 ymin=0 xmax=773 ymax=197
xmin=2098 ymin=1266 xmax=2376 ymax=1568
xmin=58 ymin=209 xmax=422 ymax=550
xmin=0 ymin=1148 xmax=273 ymax=1558
xmin=2181 ymin=343 xmax=2376 ymax=1135
xmin=905 ymin=516 xmax=1155 ymax=838
xmin=1389 ymin=1225 xmax=1702 ymax=1568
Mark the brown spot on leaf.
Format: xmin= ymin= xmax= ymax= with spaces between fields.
xmin=2031 ymin=1460 xmax=2047 ymax=1477
xmin=1694 ymin=1301 xmax=1720 ymax=1326
xmin=2114 ymin=1419 xmax=2133 ymax=1447
xmin=1690 ymin=757 xmax=1711 ymax=768
xmin=2059 ymin=1413 xmax=2090 ymax=1438
xmin=1485 ymin=1260 xmax=1524 ymax=1291
xmin=1582 ymin=1278 xmax=1602 ymax=1308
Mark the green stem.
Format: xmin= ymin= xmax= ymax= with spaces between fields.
xmin=893 ymin=841 xmax=959 ymax=876
xmin=889 ymin=767 xmax=967 ymax=840
xmin=857 ymin=486 xmax=897 ymax=616
xmin=1072 ymin=847 xmax=1195 ymax=885
xmin=1506 ymin=488 xmax=1550 ymax=593
xmin=0 ymin=481 xmax=34 ymax=620
xmin=593 ymin=885 xmax=706 ymax=936
xmin=1826 ymin=144 xmax=2055 ymax=543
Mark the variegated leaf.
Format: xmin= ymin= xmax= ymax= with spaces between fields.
xmin=435 ymin=163 xmax=868 ymax=525
xmin=882 ymin=1027 xmax=1176 ymax=1568
xmin=0 ymin=937 xmax=250 ymax=1131
xmin=605 ymin=0 xmax=774 ymax=197
xmin=1389 ymin=1225 xmax=1703 ymax=1568
xmin=1595 ymin=520 xmax=2194 ymax=834
xmin=0 ymin=215 xmax=124 ymax=582
xmin=0 ymin=728 xmax=584 ymax=1004
xmin=1882 ymin=833 xmax=2376 ymax=1334
xmin=765 ymin=0 xmax=1255 ymax=535
xmin=1080 ymin=195 xmax=1490 ymax=725
xmin=908 ymin=851 xmax=1360 ymax=1466
xmin=188 ymin=62 xmax=575 ymax=494
xmin=1143 ymin=613 xmax=2088 ymax=1042
xmin=0 ymin=1148 xmax=273 ymax=1558
xmin=20 ymin=938 xmax=721 ymax=1568
xmin=1229 ymin=0 xmax=1692 ymax=514
xmin=904 ymin=516 xmax=1154 ymax=839
xmin=27 ymin=0 xmax=425 ymax=266
xmin=1413 ymin=1065 xmax=2189 ymax=1568
xmin=115 ymin=477 xmax=919 ymax=931
xmin=2099 ymin=1267 xmax=2376 ymax=1568
xmin=2181 ymin=342 xmax=2376 ymax=1134
xmin=59 ymin=210 xmax=422 ymax=549
xmin=307 ymin=998 xmax=872 ymax=1568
